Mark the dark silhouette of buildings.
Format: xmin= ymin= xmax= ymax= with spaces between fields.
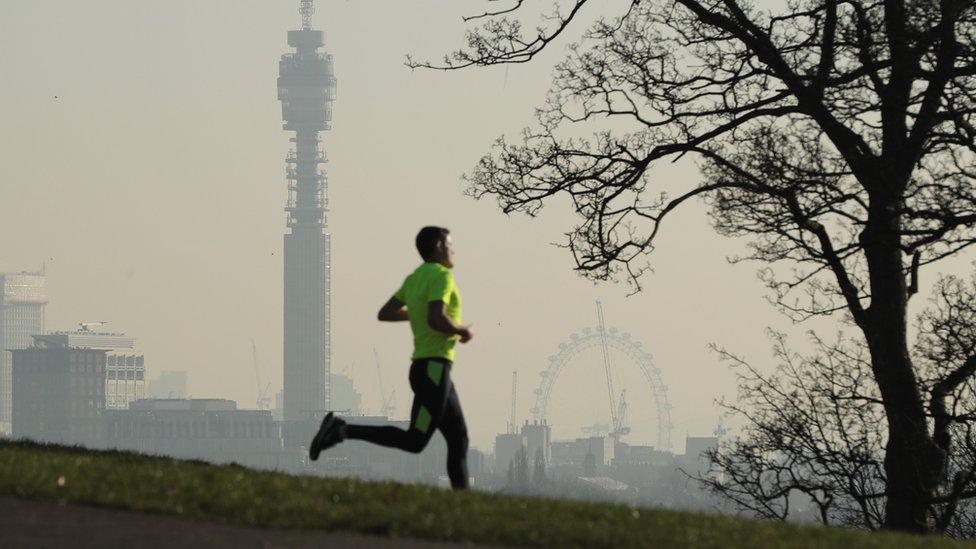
xmin=105 ymin=399 xmax=297 ymax=470
xmin=11 ymin=339 xmax=106 ymax=445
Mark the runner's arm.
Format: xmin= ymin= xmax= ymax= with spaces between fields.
xmin=378 ymin=296 xmax=408 ymax=322
xmin=427 ymin=301 xmax=473 ymax=343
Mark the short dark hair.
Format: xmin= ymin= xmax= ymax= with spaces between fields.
xmin=416 ymin=226 xmax=450 ymax=261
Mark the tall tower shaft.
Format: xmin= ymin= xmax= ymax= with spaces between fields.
xmin=278 ymin=0 xmax=336 ymax=431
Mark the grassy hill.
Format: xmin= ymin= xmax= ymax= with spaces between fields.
xmin=0 ymin=440 xmax=966 ymax=548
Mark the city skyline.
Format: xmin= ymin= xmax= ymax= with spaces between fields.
xmin=3 ymin=0 xmax=954 ymax=451
xmin=2 ymin=0 xmax=976 ymax=538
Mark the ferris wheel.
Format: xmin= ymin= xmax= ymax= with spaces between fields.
xmin=530 ymin=300 xmax=673 ymax=451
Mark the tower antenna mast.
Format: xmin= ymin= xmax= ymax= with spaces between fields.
xmin=508 ymin=370 xmax=518 ymax=434
xmin=299 ymin=0 xmax=315 ymax=30
xmin=374 ymin=348 xmax=396 ymax=418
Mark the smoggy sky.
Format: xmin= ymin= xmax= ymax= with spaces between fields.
xmin=2 ymin=1 xmax=970 ymax=451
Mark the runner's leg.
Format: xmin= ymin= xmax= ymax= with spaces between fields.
xmin=437 ymin=384 xmax=470 ymax=489
xmin=343 ymin=359 xmax=446 ymax=453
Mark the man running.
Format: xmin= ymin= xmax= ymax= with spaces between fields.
xmin=309 ymin=226 xmax=474 ymax=489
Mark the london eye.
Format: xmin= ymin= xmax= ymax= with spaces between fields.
xmin=530 ymin=301 xmax=673 ymax=451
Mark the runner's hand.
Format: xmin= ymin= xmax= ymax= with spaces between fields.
xmin=457 ymin=325 xmax=474 ymax=343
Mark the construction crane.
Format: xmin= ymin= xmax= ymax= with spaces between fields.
xmin=251 ymin=339 xmax=272 ymax=410
xmin=508 ymin=370 xmax=518 ymax=434
xmin=373 ymin=349 xmax=396 ymax=418
xmin=613 ymin=389 xmax=631 ymax=436
xmin=713 ymin=419 xmax=728 ymax=439
xmin=595 ymin=300 xmax=620 ymax=437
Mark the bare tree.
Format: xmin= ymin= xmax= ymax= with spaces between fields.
xmin=702 ymin=332 xmax=888 ymax=529
xmin=505 ymin=445 xmax=531 ymax=493
xmin=701 ymin=272 xmax=976 ymax=536
xmin=414 ymin=0 xmax=976 ymax=532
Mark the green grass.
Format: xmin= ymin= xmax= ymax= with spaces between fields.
xmin=0 ymin=440 xmax=966 ymax=548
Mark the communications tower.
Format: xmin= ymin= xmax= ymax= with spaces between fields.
xmin=278 ymin=0 xmax=337 ymax=434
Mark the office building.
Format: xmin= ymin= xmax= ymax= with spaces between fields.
xmin=106 ymin=354 xmax=147 ymax=410
xmin=11 ymin=338 xmax=106 ymax=445
xmin=0 ymin=271 xmax=46 ymax=433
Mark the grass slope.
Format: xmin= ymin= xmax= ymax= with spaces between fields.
xmin=0 ymin=441 xmax=965 ymax=548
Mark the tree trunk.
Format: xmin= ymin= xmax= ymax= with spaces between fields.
xmin=861 ymin=194 xmax=945 ymax=533
xmin=869 ymin=334 xmax=943 ymax=532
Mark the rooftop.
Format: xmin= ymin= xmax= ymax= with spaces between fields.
xmin=129 ymin=399 xmax=237 ymax=412
xmin=34 ymin=331 xmax=134 ymax=350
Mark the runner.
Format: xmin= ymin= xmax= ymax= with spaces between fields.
xmin=309 ymin=226 xmax=474 ymax=489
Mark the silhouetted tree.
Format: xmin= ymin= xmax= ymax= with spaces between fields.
xmin=516 ymin=446 xmax=530 ymax=487
xmin=506 ymin=446 xmax=531 ymax=492
xmin=699 ymin=273 xmax=976 ymax=536
xmin=583 ymin=451 xmax=597 ymax=477
xmin=506 ymin=457 xmax=515 ymax=488
xmin=533 ymin=448 xmax=547 ymax=487
xmin=414 ymin=0 xmax=976 ymax=533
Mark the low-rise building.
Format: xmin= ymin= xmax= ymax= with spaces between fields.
xmin=552 ymin=435 xmax=616 ymax=467
xmin=105 ymin=398 xmax=293 ymax=470
xmin=494 ymin=433 xmax=527 ymax=475
xmin=521 ymin=420 xmax=551 ymax=465
xmin=148 ymin=371 xmax=188 ymax=399
xmin=330 ymin=373 xmax=361 ymax=415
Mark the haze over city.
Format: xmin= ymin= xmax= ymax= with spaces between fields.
xmin=5 ymin=0 xmax=976 ymax=543
xmin=1 ymin=0 xmax=966 ymax=453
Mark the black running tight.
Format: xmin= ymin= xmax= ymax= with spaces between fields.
xmin=345 ymin=358 xmax=469 ymax=489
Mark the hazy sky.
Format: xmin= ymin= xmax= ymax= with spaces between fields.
xmin=3 ymin=1 xmax=968 ymax=451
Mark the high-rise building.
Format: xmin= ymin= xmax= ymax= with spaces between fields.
xmin=0 ymin=271 xmax=47 ymax=434
xmin=278 ymin=0 xmax=337 ymax=438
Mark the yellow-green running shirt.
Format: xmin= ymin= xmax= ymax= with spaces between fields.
xmin=394 ymin=262 xmax=462 ymax=361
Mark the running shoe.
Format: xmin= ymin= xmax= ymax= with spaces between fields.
xmin=309 ymin=412 xmax=345 ymax=461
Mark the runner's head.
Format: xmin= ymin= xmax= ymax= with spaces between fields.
xmin=416 ymin=226 xmax=453 ymax=268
